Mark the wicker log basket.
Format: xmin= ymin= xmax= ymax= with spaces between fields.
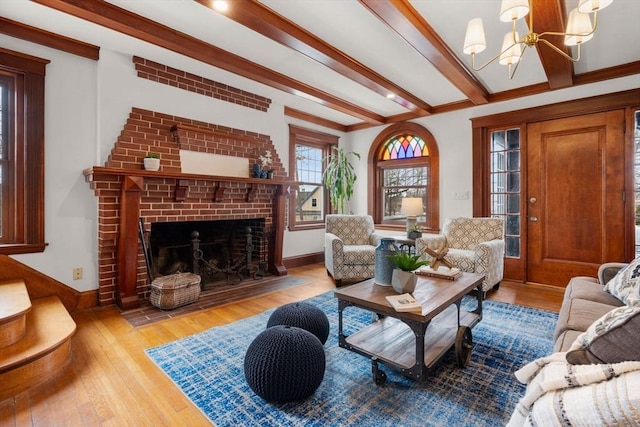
xmin=150 ymin=272 xmax=201 ymax=310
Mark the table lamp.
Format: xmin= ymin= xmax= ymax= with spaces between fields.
xmin=400 ymin=197 xmax=423 ymax=234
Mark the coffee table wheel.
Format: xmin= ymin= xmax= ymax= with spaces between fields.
xmin=371 ymin=357 xmax=387 ymax=386
xmin=455 ymin=326 xmax=473 ymax=368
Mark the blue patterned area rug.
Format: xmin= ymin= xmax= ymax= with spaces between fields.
xmin=146 ymin=291 xmax=558 ymax=427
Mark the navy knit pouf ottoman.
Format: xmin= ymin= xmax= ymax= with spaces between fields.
xmin=266 ymin=302 xmax=330 ymax=344
xmin=244 ymin=325 xmax=326 ymax=403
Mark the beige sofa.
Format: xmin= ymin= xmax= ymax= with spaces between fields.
xmin=553 ymin=262 xmax=626 ymax=352
xmin=508 ymin=262 xmax=640 ymax=426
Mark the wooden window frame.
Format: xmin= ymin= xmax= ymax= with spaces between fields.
xmin=0 ymin=48 xmax=48 ymax=254
xmin=367 ymin=122 xmax=440 ymax=232
xmin=288 ymin=125 xmax=338 ymax=231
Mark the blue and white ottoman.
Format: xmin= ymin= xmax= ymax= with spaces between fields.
xmin=244 ymin=325 xmax=325 ymax=403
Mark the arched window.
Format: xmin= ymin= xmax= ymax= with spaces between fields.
xmin=368 ymin=122 xmax=439 ymax=231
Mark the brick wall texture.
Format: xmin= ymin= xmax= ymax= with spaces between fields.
xmin=133 ymin=56 xmax=272 ymax=112
xmin=90 ymin=107 xmax=285 ymax=306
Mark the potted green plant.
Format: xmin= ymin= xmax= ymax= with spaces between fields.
xmin=407 ymin=224 xmax=423 ymax=239
xmin=387 ymin=252 xmax=429 ymax=293
xmin=322 ymin=146 xmax=360 ymax=214
xmin=143 ymin=152 xmax=160 ymax=171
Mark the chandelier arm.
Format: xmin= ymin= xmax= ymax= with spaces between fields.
xmin=507 ymin=44 xmax=528 ymax=80
xmin=537 ymin=38 xmax=581 ymax=62
xmin=470 ymin=41 xmax=521 ymax=72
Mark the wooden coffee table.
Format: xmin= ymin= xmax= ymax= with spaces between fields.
xmin=334 ymin=272 xmax=484 ymax=384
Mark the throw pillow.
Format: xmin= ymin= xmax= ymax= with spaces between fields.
xmin=604 ymin=257 xmax=640 ymax=304
xmin=566 ymin=302 xmax=640 ymax=365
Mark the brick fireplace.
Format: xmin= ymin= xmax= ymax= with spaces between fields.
xmin=84 ymin=107 xmax=289 ymax=309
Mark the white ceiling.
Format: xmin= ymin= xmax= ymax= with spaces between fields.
xmin=2 ymin=0 xmax=639 ymax=128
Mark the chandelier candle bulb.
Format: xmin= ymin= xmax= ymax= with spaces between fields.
xmin=565 ymin=8 xmax=594 ymax=46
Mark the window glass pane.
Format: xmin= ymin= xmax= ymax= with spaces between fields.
xmin=491 ymin=193 xmax=505 ymax=214
xmin=490 ymin=128 xmax=521 ymax=258
xmin=507 ymin=150 xmax=519 ymax=171
xmin=506 ymin=236 xmax=520 ymax=257
xmin=295 ymin=144 xmax=322 ymax=183
xmin=295 ymin=185 xmax=324 ymax=222
xmin=507 ymin=172 xmax=520 ymax=192
xmin=506 ymin=215 xmax=520 ymax=236
xmin=507 ymin=194 xmax=519 ymax=213
xmin=492 ymin=131 xmax=505 ymax=151
xmin=382 ymin=166 xmax=427 ymax=221
xmin=381 ymin=135 xmax=428 ymax=160
xmin=506 ymin=129 xmax=520 ymax=149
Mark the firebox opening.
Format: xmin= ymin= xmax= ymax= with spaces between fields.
xmin=149 ymin=218 xmax=269 ymax=287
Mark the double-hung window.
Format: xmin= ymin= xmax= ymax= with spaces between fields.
xmin=369 ymin=123 xmax=439 ymax=231
xmin=288 ymin=125 xmax=338 ymax=230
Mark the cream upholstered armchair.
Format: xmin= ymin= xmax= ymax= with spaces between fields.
xmin=415 ymin=217 xmax=505 ymax=297
xmin=324 ymin=214 xmax=382 ymax=287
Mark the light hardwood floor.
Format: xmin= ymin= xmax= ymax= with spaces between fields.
xmin=0 ymin=264 xmax=564 ymax=427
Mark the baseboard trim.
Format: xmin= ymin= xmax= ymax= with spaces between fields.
xmin=284 ymin=252 xmax=324 ymax=268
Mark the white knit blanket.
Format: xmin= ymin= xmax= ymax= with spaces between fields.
xmin=507 ymin=352 xmax=640 ymax=426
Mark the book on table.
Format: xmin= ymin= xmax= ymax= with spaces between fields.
xmin=415 ymin=266 xmax=462 ymax=280
xmin=385 ymin=293 xmax=422 ymax=313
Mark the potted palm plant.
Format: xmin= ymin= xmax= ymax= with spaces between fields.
xmin=322 ymin=146 xmax=360 ymax=214
xmin=387 ymin=252 xmax=429 ymax=293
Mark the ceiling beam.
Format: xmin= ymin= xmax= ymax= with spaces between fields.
xmin=0 ymin=17 xmax=99 ymax=60
xmin=31 ymin=0 xmax=385 ymax=124
xmin=529 ymin=0 xmax=574 ymax=89
xmin=196 ymin=0 xmax=432 ymax=116
xmin=359 ymin=0 xmax=490 ymax=105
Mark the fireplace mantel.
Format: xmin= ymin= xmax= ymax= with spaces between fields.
xmin=83 ymin=166 xmax=291 ymax=187
xmin=84 ymin=166 xmax=291 ymax=309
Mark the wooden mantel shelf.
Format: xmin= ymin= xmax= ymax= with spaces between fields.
xmin=83 ymin=166 xmax=292 ymax=187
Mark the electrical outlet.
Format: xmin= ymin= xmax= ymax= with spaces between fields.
xmin=73 ymin=267 xmax=83 ymax=280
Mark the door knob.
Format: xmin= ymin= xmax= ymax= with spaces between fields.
xmin=529 ymin=197 xmax=537 ymax=204
xmin=530 ymin=216 xmax=538 ymax=222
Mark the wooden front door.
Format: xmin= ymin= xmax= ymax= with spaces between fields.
xmin=526 ymin=110 xmax=626 ymax=286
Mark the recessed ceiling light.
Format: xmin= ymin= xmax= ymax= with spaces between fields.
xmin=386 ymin=93 xmax=395 ymax=99
xmin=213 ymin=0 xmax=229 ymax=12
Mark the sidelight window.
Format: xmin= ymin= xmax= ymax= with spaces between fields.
xmin=490 ymin=128 xmax=521 ymax=258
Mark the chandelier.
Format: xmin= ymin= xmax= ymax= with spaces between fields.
xmin=463 ymin=0 xmax=613 ymax=79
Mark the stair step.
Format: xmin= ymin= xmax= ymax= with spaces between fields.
xmin=0 ymin=295 xmax=76 ymax=400
xmin=0 ymin=279 xmax=32 ymax=348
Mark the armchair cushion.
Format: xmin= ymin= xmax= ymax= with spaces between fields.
xmin=415 ymin=217 xmax=505 ymax=293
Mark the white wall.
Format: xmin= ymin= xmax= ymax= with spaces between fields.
xmin=2 ymin=30 xmax=638 ymax=293
xmin=2 ymin=36 xmax=99 ymax=292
